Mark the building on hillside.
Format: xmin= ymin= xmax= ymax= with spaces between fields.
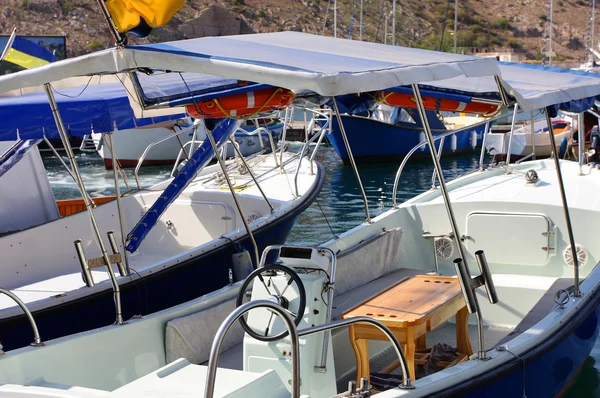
xmin=465 ymin=47 xmax=526 ymax=62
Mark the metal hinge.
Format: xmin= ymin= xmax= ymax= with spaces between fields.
xmin=542 ymin=231 xmax=555 ymax=237
xmin=541 ymin=246 xmax=554 ymax=251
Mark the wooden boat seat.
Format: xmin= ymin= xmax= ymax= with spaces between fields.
xmin=332 ymin=268 xmax=428 ymax=320
xmin=342 ymin=275 xmax=472 ymax=381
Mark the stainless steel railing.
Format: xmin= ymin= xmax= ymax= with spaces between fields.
xmin=294 ymin=128 xmax=328 ymax=197
xmin=204 ymin=300 xmax=300 ymax=398
xmin=134 ymin=123 xmax=196 ymax=190
xmin=0 ymin=288 xmax=44 ymax=354
xmin=392 ymin=112 xmax=509 ymax=208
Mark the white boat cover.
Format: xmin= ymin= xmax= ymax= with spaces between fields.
xmin=428 ymin=62 xmax=600 ymax=112
xmin=0 ymin=32 xmax=499 ymax=97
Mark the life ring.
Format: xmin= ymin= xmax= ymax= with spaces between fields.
xmin=186 ymin=88 xmax=294 ymax=120
xmin=377 ymin=91 xmax=500 ymax=116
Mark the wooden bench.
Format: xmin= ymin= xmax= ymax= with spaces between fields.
xmin=342 ymin=275 xmax=472 ymax=382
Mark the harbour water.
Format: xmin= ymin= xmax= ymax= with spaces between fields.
xmin=41 ymin=144 xmax=598 ymax=395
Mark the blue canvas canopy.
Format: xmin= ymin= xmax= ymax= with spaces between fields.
xmin=0 ymin=72 xmax=268 ymax=141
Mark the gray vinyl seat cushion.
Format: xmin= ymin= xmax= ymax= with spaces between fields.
xmin=165 ymin=297 xmax=244 ymax=365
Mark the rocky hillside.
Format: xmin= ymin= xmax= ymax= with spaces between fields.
xmin=0 ymin=0 xmax=595 ymax=67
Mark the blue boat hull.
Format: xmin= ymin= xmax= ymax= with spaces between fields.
xmin=427 ymin=281 xmax=600 ymax=397
xmin=0 ymin=163 xmax=325 ymax=351
xmin=328 ymin=114 xmax=485 ymax=164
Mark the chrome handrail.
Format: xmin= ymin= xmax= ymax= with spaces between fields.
xmin=0 ymin=288 xmax=43 ymax=354
xmin=294 ymin=128 xmax=327 ymax=197
xmin=170 ymin=139 xmax=206 ymax=177
xmin=205 ymin=300 xmax=300 ymax=398
xmin=478 ymin=122 xmax=491 ymax=171
xmin=392 ymin=111 xmax=510 ymax=208
xmin=298 ymin=316 xmax=414 ymax=389
xmin=134 ymin=124 xmax=196 ymax=189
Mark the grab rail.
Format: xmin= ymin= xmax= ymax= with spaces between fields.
xmin=0 ymin=288 xmax=43 ymax=354
xmin=134 ymin=123 xmax=196 ymax=190
xmin=392 ymin=112 xmax=509 ymax=208
xmin=294 ymin=128 xmax=327 ymax=197
xmin=298 ymin=317 xmax=415 ymax=389
xmin=205 ymin=300 xmax=300 ymax=398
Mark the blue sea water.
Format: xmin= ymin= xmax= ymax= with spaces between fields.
xmin=41 ymin=144 xmax=597 ymax=395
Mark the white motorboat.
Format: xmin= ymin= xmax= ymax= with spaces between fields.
xmin=485 ymin=113 xmax=573 ymax=159
xmin=0 ymin=69 xmax=325 ymax=351
xmin=90 ymin=118 xmax=285 ymax=169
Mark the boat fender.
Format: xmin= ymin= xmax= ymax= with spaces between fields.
xmin=232 ymin=244 xmax=253 ymax=281
xmin=419 ymin=132 xmax=426 ymax=151
xmin=172 ymin=159 xmax=187 ymax=177
xmin=470 ymin=130 xmax=478 ymax=148
xmin=450 ymin=134 xmax=457 ymax=152
xmin=559 ymin=136 xmax=568 ymax=159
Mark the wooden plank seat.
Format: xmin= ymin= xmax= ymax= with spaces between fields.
xmin=342 ymin=275 xmax=473 ymax=382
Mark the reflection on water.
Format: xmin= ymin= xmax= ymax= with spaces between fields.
xmin=43 ymin=151 xmax=174 ymax=199
xmin=42 ymin=144 xmax=597 ymax=395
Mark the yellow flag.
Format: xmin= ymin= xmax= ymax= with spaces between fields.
xmin=105 ymin=0 xmax=185 ymax=35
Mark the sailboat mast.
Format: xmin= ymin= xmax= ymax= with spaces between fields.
xmin=454 ymin=0 xmax=458 ymax=53
xmin=360 ymin=0 xmax=363 ymax=40
xmin=392 ymin=0 xmax=396 ymax=45
xmin=334 ymin=0 xmax=337 ymax=38
xmin=549 ymin=0 xmax=553 ymax=65
xmin=385 ymin=15 xmax=388 ymax=44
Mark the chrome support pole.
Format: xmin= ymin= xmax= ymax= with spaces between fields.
xmin=545 ymin=108 xmax=580 ymax=297
xmin=75 ymin=239 xmax=94 ymax=287
xmin=332 ymin=97 xmax=371 ymax=223
xmin=205 ymin=300 xmax=300 ymax=398
xmin=0 ymin=288 xmax=43 ymax=353
xmin=294 ymin=128 xmax=326 ymax=197
xmin=254 ymin=119 xmax=265 ymax=150
xmin=228 ymin=137 xmax=274 ymax=213
xmin=315 ymin=248 xmax=336 ymax=372
xmin=107 ymin=133 xmax=130 ymax=274
xmin=505 ymin=104 xmax=519 ymax=170
xmin=530 ymin=111 xmax=536 ymax=160
xmin=205 ymin=128 xmax=260 ymax=267
xmin=298 ymin=316 xmax=414 ymax=389
xmin=478 ymin=122 xmax=490 ymax=171
xmin=107 ymin=231 xmax=127 ymax=277
xmin=304 ymin=109 xmax=309 ymax=142
xmin=578 ymin=112 xmax=585 ymax=173
xmin=94 ymin=0 xmax=126 ymax=46
xmin=431 ymin=136 xmax=445 ymax=189
xmin=494 ymin=75 xmax=511 ymax=106
xmin=44 ymin=84 xmax=124 ymax=325
xmin=279 ymin=107 xmax=290 ymax=170
xmin=411 ymin=84 xmax=467 ymax=264
xmin=453 ymin=258 xmax=486 ymax=360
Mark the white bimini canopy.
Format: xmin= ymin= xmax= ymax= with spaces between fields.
xmin=0 ymin=32 xmax=500 ymax=97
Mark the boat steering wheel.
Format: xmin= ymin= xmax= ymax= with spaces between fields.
xmin=236 ymin=264 xmax=306 ymax=342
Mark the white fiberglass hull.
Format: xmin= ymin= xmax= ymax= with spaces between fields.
xmin=94 ymin=122 xmax=284 ymax=169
